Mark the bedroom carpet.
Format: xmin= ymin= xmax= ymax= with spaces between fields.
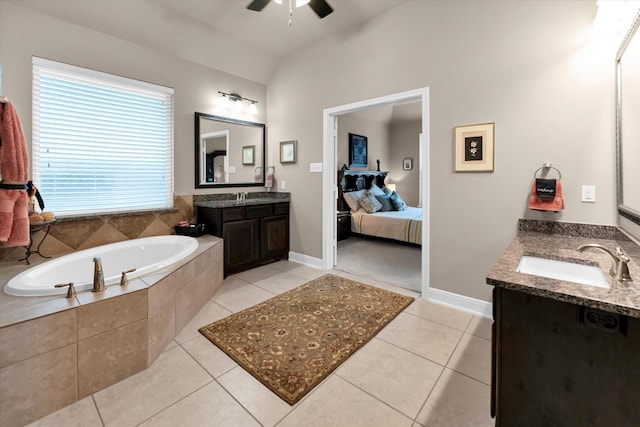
xmin=336 ymin=236 xmax=421 ymax=291
xmin=198 ymin=273 xmax=414 ymax=405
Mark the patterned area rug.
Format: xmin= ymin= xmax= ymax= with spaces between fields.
xmin=199 ymin=273 xmax=414 ymax=405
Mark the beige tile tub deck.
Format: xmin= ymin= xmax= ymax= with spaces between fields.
xmin=0 ymin=235 xmax=222 ymax=427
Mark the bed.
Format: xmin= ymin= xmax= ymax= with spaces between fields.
xmin=338 ymin=169 xmax=422 ymax=246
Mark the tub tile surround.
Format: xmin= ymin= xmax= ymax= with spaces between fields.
xmin=488 ymin=219 xmax=640 ymax=317
xmin=0 ymin=235 xmax=223 ymax=427
xmin=0 ymin=194 xmax=196 ymax=263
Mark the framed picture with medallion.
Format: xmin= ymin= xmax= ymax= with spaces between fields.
xmin=454 ymin=122 xmax=495 ymax=172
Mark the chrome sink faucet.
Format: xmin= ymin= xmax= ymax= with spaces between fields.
xmin=92 ymin=256 xmax=106 ymax=292
xmin=576 ymin=244 xmax=632 ymax=282
xmin=236 ymin=192 xmax=248 ymax=201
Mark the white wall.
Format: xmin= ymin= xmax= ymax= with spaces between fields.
xmin=0 ymin=0 xmax=267 ymax=196
xmin=267 ymin=0 xmax=617 ymax=301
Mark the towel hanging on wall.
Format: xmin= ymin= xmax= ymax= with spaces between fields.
xmin=528 ymin=165 xmax=564 ymax=212
xmin=265 ymin=166 xmax=275 ymax=189
xmin=0 ymin=100 xmax=30 ymax=247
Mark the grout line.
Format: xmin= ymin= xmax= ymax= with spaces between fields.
xmin=371 ymin=335 xmax=447 ymax=368
xmin=132 ymin=379 xmax=215 ymax=426
xmin=212 ymin=368 xmax=269 ymax=427
xmin=401 ymin=309 xmax=471 ymax=333
xmin=412 ymin=365 xmax=449 ymax=425
xmin=331 ymin=372 xmax=416 ymax=422
xmin=91 ymin=394 xmax=107 ymax=427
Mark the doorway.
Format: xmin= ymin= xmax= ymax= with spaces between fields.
xmin=321 ymin=88 xmax=430 ymax=296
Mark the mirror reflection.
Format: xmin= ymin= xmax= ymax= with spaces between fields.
xmin=617 ymin=13 xmax=640 ymax=223
xmin=195 ymin=112 xmax=265 ymax=188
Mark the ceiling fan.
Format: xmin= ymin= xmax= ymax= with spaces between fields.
xmin=247 ymin=0 xmax=334 ymax=19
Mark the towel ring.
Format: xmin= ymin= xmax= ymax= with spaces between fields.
xmin=533 ymin=165 xmax=561 ymax=180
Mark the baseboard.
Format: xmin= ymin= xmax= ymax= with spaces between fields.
xmin=288 ymin=251 xmax=324 ymax=269
xmin=425 ymin=287 xmax=493 ymax=318
xmin=288 ymin=252 xmax=492 ymax=317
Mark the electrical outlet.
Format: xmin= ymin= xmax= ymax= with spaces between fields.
xmin=581 ymin=185 xmax=596 ymax=203
xmin=579 ymin=306 xmax=627 ymax=335
xmin=280 ymin=180 xmax=286 ymax=190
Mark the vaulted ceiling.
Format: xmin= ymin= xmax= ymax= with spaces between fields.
xmin=15 ymin=0 xmax=410 ymax=84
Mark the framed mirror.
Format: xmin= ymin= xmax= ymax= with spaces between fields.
xmin=195 ymin=112 xmax=265 ymax=188
xmin=616 ymin=12 xmax=640 ymax=225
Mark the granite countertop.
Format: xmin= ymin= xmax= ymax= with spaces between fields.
xmin=194 ymin=194 xmax=290 ymax=208
xmin=486 ymin=231 xmax=640 ymax=318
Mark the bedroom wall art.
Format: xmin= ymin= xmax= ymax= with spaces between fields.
xmin=403 ymin=158 xmax=413 ymax=170
xmin=280 ymin=140 xmax=297 ymax=163
xmin=454 ymin=122 xmax=495 ymax=172
xmin=349 ymin=133 xmax=368 ymax=167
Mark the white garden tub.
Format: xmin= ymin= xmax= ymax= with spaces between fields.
xmin=4 ymin=235 xmax=199 ymax=296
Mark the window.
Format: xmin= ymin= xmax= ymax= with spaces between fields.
xmin=32 ymin=57 xmax=173 ymax=216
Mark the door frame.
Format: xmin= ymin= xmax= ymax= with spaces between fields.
xmin=321 ymin=87 xmax=430 ymax=296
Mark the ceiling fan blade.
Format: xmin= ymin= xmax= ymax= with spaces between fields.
xmin=308 ymin=0 xmax=333 ymax=19
xmin=246 ymin=0 xmax=271 ymax=12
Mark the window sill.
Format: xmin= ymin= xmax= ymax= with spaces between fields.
xmin=53 ymin=207 xmax=180 ymax=223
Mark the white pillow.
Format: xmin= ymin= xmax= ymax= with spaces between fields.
xmin=368 ymin=183 xmax=385 ymax=196
xmin=343 ymin=189 xmax=366 ymax=212
xmin=358 ymin=191 xmax=383 ymax=213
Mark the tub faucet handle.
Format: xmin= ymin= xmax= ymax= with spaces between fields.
xmin=120 ymin=268 xmax=137 ymax=286
xmin=54 ymin=282 xmax=76 ymax=298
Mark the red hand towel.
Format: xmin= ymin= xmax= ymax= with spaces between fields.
xmin=0 ymin=102 xmax=30 ymax=247
xmin=527 ymin=180 xmax=565 ymax=212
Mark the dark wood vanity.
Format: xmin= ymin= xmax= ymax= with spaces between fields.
xmin=492 ymin=287 xmax=639 ymax=426
xmin=487 ymin=222 xmax=640 ymax=427
xmin=196 ymin=197 xmax=289 ymax=276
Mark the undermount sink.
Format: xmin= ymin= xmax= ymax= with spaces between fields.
xmin=516 ymin=256 xmax=610 ymax=288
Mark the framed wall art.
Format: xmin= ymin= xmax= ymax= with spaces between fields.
xmin=348 ymin=133 xmax=368 ymax=167
xmin=454 ymin=122 xmax=495 ymax=172
xmin=280 ymin=140 xmax=297 ymax=163
xmin=242 ymin=145 xmax=255 ymax=165
xmin=403 ymin=157 xmax=413 ymax=170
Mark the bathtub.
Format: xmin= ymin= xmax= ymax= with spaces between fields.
xmin=5 ymin=235 xmax=199 ymax=296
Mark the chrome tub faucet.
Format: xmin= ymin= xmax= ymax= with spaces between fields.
xmin=92 ymin=256 xmax=105 ymax=292
xmin=576 ymin=244 xmax=632 ymax=282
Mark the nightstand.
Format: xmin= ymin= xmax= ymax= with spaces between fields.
xmin=337 ymin=211 xmax=351 ymax=241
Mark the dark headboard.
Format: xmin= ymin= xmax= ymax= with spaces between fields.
xmin=337 ymin=170 xmax=388 ymax=211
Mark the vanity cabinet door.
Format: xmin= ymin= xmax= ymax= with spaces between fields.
xmin=261 ymin=214 xmax=289 ymax=260
xmin=223 ymin=219 xmax=260 ymax=272
xmin=494 ymin=287 xmax=640 ymax=427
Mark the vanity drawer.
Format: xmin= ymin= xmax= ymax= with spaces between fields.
xmin=273 ymin=202 xmax=289 ymax=216
xmin=246 ymin=204 xmax=273 ymax=219
xmin=222 ymin=207 xmax=245 ymax=222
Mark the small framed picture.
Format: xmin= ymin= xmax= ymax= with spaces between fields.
xmin=454 ymin=122 xmax=495 ymax=172
xmin=349 ymin=133 xmax=368 ymax=167
xmin=242 ymin=145 xmax=255 ymax=165
xmin=403 ymin=158 xmax=413 ymax=170
xmin=280 ymin=140 xmax=297 ymax=163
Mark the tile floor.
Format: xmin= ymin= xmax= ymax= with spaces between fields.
xmin=26 ymin=261 xmax=494 ymax=427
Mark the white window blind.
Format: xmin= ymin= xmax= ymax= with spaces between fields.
xmin=32 ymin=57 xmax=173 ymax=216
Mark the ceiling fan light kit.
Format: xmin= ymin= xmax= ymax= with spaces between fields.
xmin=246 ymin=0 xmax=333 ymax=19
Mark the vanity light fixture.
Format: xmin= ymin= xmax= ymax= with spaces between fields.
xmin=217 ymin=91 xmax=258 ymax=114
